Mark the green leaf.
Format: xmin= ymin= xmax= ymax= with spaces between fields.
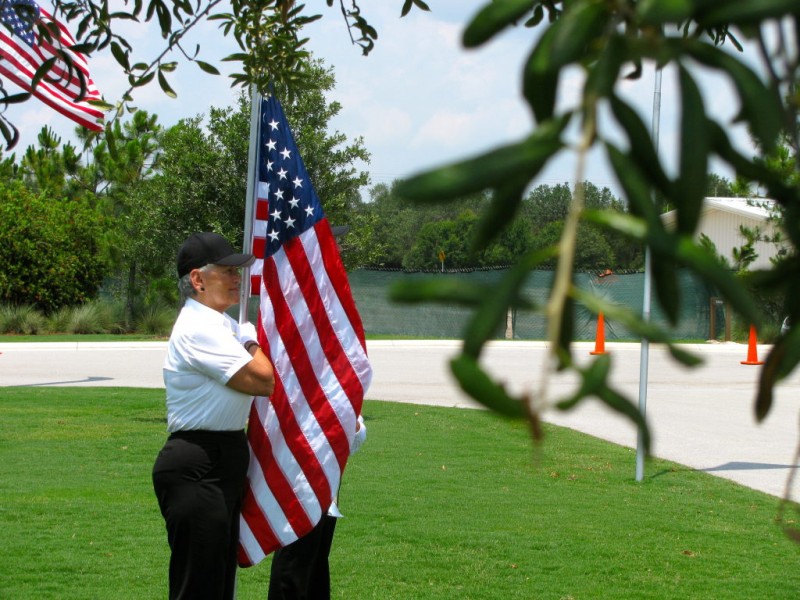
xmin=672 ymin=237 xmax=761 ymax=327
xmin=461 ymin=247 xmax=556 ymax=359
xmin=556 ymin=294 xmax=575 ymax=368
xmin=471 ymin=175 xmax=529 ymax=251
xmin=636 ymin=0 xmax=693 ymax=24
xmin=31 ymin=57 xmax=56 ymax=89
xmin=597 ymin=386 xmax=651 ymax=453
xmin=154 ymin=0 xmax=172 ymax=35
xmin=105 ymin=126 xmax=119 ymax=161
xmin=584 ymin=209 xmax=647 ymax=240
xmin=195 ymin=60 xmax=220 ymax=75
xmin=674 ymin=65 xmax=708 ymax=235
xmin=548 ymin=0 xmax=607 ymax=68
xmin=684 ymin=40 xmax=782 ymax=151
xmin=756 ymin=318 xmax=800 ymax=418
xmin=557 ymin=354 xmax=611 ymax=410
xmin=585 ymin=34 xmax=625 ymax=99
xmin=651 ymin=257 xmax=681 ymax=324
xmin=571 ymin=282 xmax=703 ymax=367
xmin=70 ymin=43 xmax=96 ymax=55
xmin=131 ymin=71 xmax=155 ymax=88
xmin=525 ymin=5 xmax=544 ymax=27
xmin=110 ymin=41 xmax=130 ymax=71
xmin=605 ymin=143 xmax=661 ymax=227
xmin=0 ymin=92 xmax=32 ymax=105
xmin=522 ymin=25 xmax=560 ymax=122
xmin=87 ymin=98 xmax=114 ymax=111
xmin=157 ymin=70 xmax=177 ymax=98
xmin=462 ymin=0 xmax=533 ymax=48
xmin=397 ymin=117 xmax=566 ymax=202
xmin=413 ymin=0 xmax=430 ymax=12
xmin=0 ymin=119 xmax=19 ymax=150
xmin=696 ymin=0 xmax=800 ymax=27
xmin=389 ymin=277 xmax=533 ymax=310
xmin=450 ymin=355 xmax=524 ymax=418
xmin=609 ymin=94 xmax=671 ymax=196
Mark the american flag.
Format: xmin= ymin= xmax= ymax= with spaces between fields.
xmin=238 ymin=93 xmax=372 ymax=567
xmin=0 ymin=0 xmax=104 ymax=131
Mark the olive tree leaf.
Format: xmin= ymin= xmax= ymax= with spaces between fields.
xmin=463 ymin=0 xmax=534 ymax=48
xmin=674 ymin=64 xmax=708 ymax=236
xmin=461 ymin=247 xmax=556 ymax=359
xmin=450 ymin=354 xmax=525 ymax=418
xmin=609 ymin=93 xmax=672 ymax=196
xmin=396 ymin=116 xmax=567 ymax=203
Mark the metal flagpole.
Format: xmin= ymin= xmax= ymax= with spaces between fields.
xmin=636 ymin=66 xmax=662 ymax=481
xmin=239 ymin=84 xmax=263 ymax=325
xmin=233 ymin=84 xmax=262 ymax=599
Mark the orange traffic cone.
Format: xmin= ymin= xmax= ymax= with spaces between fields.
xmin=740 ymin=324 xmax=764 ymax=365
xmin=590 ymin=312 xmax=607 ymax=355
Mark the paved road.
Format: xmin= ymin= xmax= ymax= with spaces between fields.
xmin=2 ymin=339 xmax=799 ymax=499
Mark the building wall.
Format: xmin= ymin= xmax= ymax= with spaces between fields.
xmin=700 ymin=208 xmax=780 ymax=270
xmin=661 ymin=198 xmax=783 ymax=270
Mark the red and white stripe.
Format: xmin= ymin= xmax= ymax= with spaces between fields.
xmin=0 ymin=7 xmax=104 ymax=131
xmin=238 ymin=207 xmax=372 ymax=567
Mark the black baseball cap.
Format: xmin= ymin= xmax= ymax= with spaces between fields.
xmin=177 ymin=232 xmax=255 ymax=278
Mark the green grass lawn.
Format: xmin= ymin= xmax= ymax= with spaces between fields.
xmin=0 ymin=387 xmax=798 ymax=599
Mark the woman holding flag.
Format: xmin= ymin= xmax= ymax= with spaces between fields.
xmin=152 ymin=232 xmax=275 ymax=600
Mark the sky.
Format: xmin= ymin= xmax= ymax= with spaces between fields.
xmin=4 ymin=1 xmax=757 ymax=198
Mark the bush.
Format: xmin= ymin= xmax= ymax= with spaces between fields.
xmin=45 ymin=306 xmax=73 ymax=333
xmin=66 ymin=303 xmax=116 ymax=334
xmin=0 ymin=304 xmax=46 ymax=334
xmin=0 ymin=181 xmax=108 ymax=313
xmin=134 ymin=304 xmax=176 ymax=336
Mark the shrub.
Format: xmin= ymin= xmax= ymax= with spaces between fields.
xmin=0 ymin=181 xmax=108 ymax=313
xmin=0 ymin=304 xmax=46 ymax=334
xmin=66 ymin=303 xmax=115 ymax=334
xmin=45 ymin=306 xmax=73 ymax=333
xmin=134 ymin=304 xmax=176 ymax=336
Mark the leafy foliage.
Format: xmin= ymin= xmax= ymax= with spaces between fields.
xmin=385 ymin=1 xmax=800 ymax=447
xmin=0 ymin=180 xmax=107 ymax=312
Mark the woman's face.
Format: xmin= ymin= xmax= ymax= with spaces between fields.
xmin=194 ymin=265 xmax=243 ymax=312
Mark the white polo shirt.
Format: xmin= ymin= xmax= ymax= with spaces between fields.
xmin=163 ymin=299 xmax=255 ymax=432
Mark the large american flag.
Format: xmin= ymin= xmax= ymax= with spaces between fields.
xmin=0 ymin=0 xmax=104 ymax=131
xmin=238 ymin=93 xmax=372 ymax=567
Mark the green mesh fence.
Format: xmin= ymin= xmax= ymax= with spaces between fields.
xmin=347 ymin=268 xmax=720 ymax=341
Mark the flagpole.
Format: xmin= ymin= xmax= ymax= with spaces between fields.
xmin=636 ymin=66 xmax=662 ymax=482
xmin=232 ymin=83 xmax=262 ymax=600
xmin=239 ymin=85 xmax=263 ymax=324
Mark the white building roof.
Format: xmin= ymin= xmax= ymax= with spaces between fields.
xmin=661 ymin=196 xmax=782 ymax=270
xmin=661 ymin=197 xmax=774 ymax=227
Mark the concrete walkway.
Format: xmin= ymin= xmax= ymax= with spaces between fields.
xmin=2 ymin=339 xmax=799 ymax=499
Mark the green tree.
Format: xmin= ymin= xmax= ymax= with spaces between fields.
xmin=131 ymin=116 xmax=229 ymax=275
xmin=203 ymin=64 xmax=371 ymax=267
xmin=0 ymin=180 xmax=107 ymax=312
xmin=127 ymin=60 xmax=370 ymax=288
xmin=362 ymin=182 xmax=425 ymax=268
xmin=403 ymin=211 xmax=480 ymax=270
xmin=91 ymin=111 xmax=163 ymax=325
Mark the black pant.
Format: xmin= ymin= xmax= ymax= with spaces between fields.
xmin=268 ymin=513 xmax=338 ymax=600
xmin=152 ymin=430 xmax=249 ymax=600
